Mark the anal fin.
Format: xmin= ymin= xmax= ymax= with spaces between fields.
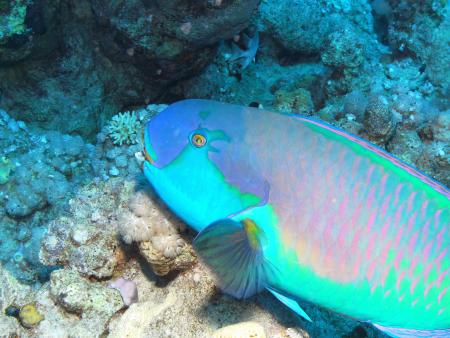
xmin=193 ymin=217 xmax=275 ymax=299
xmin=267 ymin=287 xmax=312 ymax=322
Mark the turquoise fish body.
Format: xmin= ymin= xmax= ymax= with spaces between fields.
xmin=143 ymin=99 xmax=450 ymax=337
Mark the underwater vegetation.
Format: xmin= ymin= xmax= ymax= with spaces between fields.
xmin=0 ymin=0 xmax=449 ymax=337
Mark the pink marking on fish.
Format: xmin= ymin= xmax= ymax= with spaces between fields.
xmin=412 ymin=299 xmax=419 ymax=306
xmin=352 ymin=181 xmax=362 ymax=202
xmin=406 ymin=212 xmax=418 ymax=234
xmin=325 ymin=166 xmax=334 ymax=183
xmin=398 ymin=294 xmax=405 ymax=302
xmin=420 ymin=200 xmax=429 ymax=218
xmin=378 ymin=173 xmax=388 ymax=199
xmin=421 ymin=220 xmax=431 ymax=242
xmin=406 ymin=191 xmax=417 ymax=213
xmin=408 ymin=231 xmax=419 ymax=256
xmin=393 ymin=184 xmax=404 ymax=206
xmin=424 ymin=284 xmax=433 ymax=298
xmin=422 ymin=241 xmax=433 ymax=264
xmin=436 ymin=227 xmax=446 ymax=251
xmin=365 ymin=234 xmax=377 ymax=261
xmin=350 ymin=228 xmax=362 ymax=253
xmin=370 ymin=283 xmax=378 ymax=294
xmin=435 ymin=248 xmax=448 ymax=272
xmin=352 ymin=253 xmax=362 ymax=279
xmin=379 ymin=238 xmax=392 ymax=267
xmin=380 ymin=218 xmax=391 ymax=239
xmin=394 ymin=251 xmax=404 ymax=270
xmin=436 ymin=268 xmax=449 ymax=288
xmin=438 ymin=286 xmax=448 ymax=304
xmin=410 ymin=277 xmax=420 ymax=294
xmin=337 ymin=195 xmax=350 ymax=221
xmin=384 ymin=290 xmax=392 ymax=298
xmin=424 ymin=263 xmax=434 ymax=282
xmin=381 ymin=263 xmax=393 ymax=288
xmin=367 ymin=260 xmax=377 ymax=281
xmin=365 ymin=188 xmax=377 ymax=214
xmin=348 ymin=203 xmax=362 ymax=233
xmin=394 ymin=226 xmax=404 ymax=249
xmin=434 ymin=209 xmax=443 ymax=222
xmin=365 ymin=165 xmax=376 ymax=185
xmin=408 ymin=255 xmax=420 ymax=277
xmin=351 ymin=156 xmax=362 ymax=177
xmin=366 ymin=211 xmax=377 ymax=234
xmin=393 ymin=204 xmax=405 ymax=230
xmin=396 ymin=271 xmax=406 ymax=290
xmin=380 ymin=193 xmax=392 ymax=219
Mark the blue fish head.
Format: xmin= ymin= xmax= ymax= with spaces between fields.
xmin=143 ymin=99 xmax=267 ymax=231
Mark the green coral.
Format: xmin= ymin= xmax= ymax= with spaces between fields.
xmin=107 ymin=111 xmax=141 ymax=146
xmin=0 ymin=156 xmax=13 ymax=184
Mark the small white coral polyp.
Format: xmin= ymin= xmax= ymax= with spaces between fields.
xmin=107 ymin=111 xmax=141 ymax=146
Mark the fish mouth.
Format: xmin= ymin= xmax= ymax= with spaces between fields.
xmin=142 ymin=125 xmax=157 ymax=166
xmin=143 ymin=146 xmax=154 ymax=165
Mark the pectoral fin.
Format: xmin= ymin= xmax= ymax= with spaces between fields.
xmin=193 ymin=217 xmax=275 ymax=299
xmin=267 ymin=287 xmax=312 ymax=322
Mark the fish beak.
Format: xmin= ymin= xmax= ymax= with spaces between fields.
xmin=141 ymin=126 xmax=155 ymax=165
xmin=143 ymin=146 xmax=154 ymax=165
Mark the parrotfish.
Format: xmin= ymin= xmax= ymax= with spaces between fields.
xmin=143 ymin=99 xmax=450 ymax=338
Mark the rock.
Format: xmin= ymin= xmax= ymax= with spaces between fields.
xmin=431 ymin=112 xmax=450 ymax=143
xmin=212 ymin=322 xmax=267 ymax=338
xmin=343 ymin=91 xmax=368 ymax=121
xmin=138 ymin=240 xmax=196 ymax=276
xmin=108 ymin=294 xmax=178 ymax=338
xmin=91 ymin=0 xmax=259 ymax=84
xmin=49 ymin=269 xmax=123 ymax=316
xmin=0 ymin=265 xmax=35 ymax=314
xmin=259 ymin=0 xmax=334 ymax=55
xmin=40 ymin=182 xmax=122 ymax=279
xmin=273 ymin=88 xmax=314 ymax=115
xmin=0 ymin=0 xmax=62 ymax=65
xmin=387 ymin=130 xmax=424 ymax=166
xmin=322 ymin=27 xmax=364 ymax=71
xmin=0 ymin=315 xmax=24 ymax=336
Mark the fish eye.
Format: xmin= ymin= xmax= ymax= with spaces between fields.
xmin=191 ymin=133 xmax=207 ymax=148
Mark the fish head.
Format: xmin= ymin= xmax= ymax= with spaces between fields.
xmin=143 ymin=99 xmax=267 ymax=232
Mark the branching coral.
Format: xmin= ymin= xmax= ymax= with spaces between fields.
xmin=107 ymin=111 xmax=141 ymax=146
